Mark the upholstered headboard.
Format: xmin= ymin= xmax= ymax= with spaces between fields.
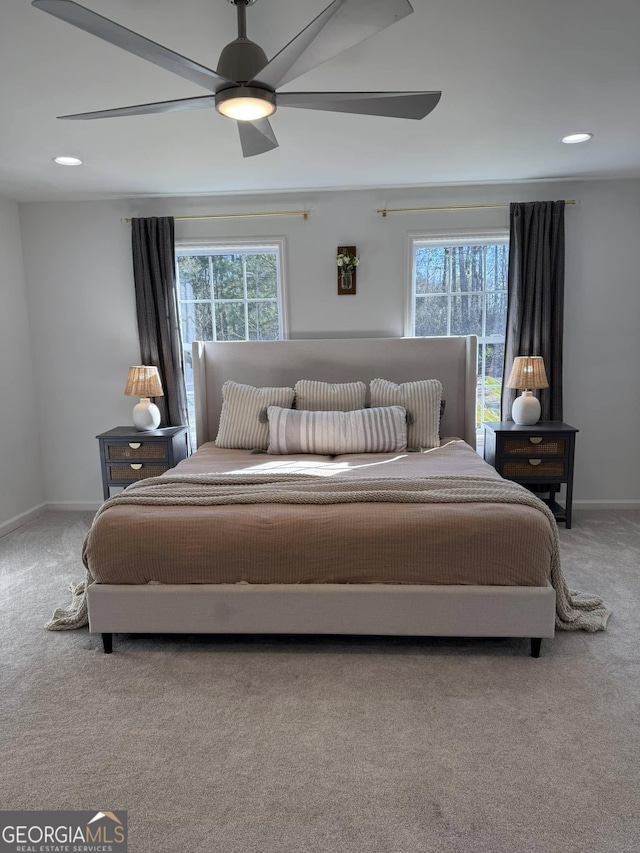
xmin=192 ymin=336 xmax=478 ymax=449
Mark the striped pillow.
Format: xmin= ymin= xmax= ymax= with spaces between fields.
xmin=267 ymin=405 xmax=407 ymax=455
xmin=215 ymin=381 xmax=295 ymax=450
xmin=294 ymin=380 xmax=366 ymax=411
xmin=370 ymin=378 xmax=443 ymax=449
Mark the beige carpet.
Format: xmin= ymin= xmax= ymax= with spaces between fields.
xmin=1 ymin=510 xmax=639 ymax=853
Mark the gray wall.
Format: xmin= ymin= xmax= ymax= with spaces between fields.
xmin=0 ymin=196 xmax=43 ymax=532
xmin=12 ymin=178 xmax=640 ymax=514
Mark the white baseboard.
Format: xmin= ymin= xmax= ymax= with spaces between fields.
xmin=0 ymin=503 xmax=47 ymax=539
xmin=573 ymin=500 xmax=640 ymax=510
xmin=46 ymin=501 xmax=102 ymax=512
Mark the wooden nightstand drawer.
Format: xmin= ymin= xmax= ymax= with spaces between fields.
xmin=501 ymin=459 xmax=565 ymax=479
xmin=105 ymin=442 xmax=168 ymax=461
xmin=503 ymin=436 xmax=566 ymax=456
xmin=107 ymin=463 xmax=169 ymax=482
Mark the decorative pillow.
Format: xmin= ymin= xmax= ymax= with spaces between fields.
xmin=370 ymin=378 xmax=443 ymax=449
xmin=294 ymin=380 xmax=366 ymax=411
xmin=215 ymin=381 xmax=295 ymax=450
xmin=267 ymin=405 xmax=407 ymax=455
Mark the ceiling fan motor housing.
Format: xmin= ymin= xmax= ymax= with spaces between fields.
xmin=216 ymin=37 xmax=269 ymax=84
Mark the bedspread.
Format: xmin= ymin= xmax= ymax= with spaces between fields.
xmin=45 ymin=442 xmax=611 ymax=631
xmin=83 ymin=440 xmax=556 ymax=588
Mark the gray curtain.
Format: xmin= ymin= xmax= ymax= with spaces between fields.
xmin=501 ymin=200 xmax=565 ymax=422
xmin=131 ymin=216 xmax=188 ymax=430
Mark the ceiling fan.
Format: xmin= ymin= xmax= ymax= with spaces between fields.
xmin=32 ymin=0 xmax=442 ymax=158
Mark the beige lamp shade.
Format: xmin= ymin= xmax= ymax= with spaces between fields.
xmin=124 ymin=365 xmax=164 ymax=398
xmin=506 ymin=356 xmax=549 ymax=390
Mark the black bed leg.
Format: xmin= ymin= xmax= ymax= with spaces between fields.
xmin=530 ymin=638 xmax=542 ymax=658
xmin=102 ymin=633 xmax=113 ymax=654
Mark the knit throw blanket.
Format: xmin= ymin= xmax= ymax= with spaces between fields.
xmin=46 ymin=472 xmax=611 ymax=633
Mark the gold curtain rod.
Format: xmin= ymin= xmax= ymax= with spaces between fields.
xmin=124 ymin=209 xmax=310 ymax=223
xmin=376 ymin=201 xmax=576 ymax=217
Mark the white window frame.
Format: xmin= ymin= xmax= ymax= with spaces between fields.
xmin=175 ymin=237 xmax=289 ymax=341
xmin=175 ymin=238 xmax=288 ymax=443
xmin=405 ymin=229 xmax=509 ymax=445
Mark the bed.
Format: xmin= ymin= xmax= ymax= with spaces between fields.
xmin=84 ymin=335 xmax=557 ymax=656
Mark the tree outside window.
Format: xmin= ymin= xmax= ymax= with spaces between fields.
xmin=409 ymin=236 xmax=509 ymax=430
xmin=176 ymin=242 xmax=286 ymax=440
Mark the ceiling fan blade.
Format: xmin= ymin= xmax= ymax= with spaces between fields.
xmin=277 ymin=91 xmax=442 ymax=120
xmin=31 ymin=0 xmax=234 ymax=92
xmin=237 ymin=118 xmax=279 ymax=158
xmin=58 ymin=95 xmax=218 ymax=120
xmin=250 ymin=0 xmax=413 ymax=90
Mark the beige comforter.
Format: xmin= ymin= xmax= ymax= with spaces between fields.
xmin=83 ymin=440 xmax=556 ymax=587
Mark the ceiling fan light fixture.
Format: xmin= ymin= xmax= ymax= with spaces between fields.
xmin=561 ymin=132 xmax=593 ymax=144
xmin=215 ymin=87 xmax=276 ymax=121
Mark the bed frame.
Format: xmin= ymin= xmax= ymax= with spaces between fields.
xmin=87 ymin=336 xmax=555 ymax=656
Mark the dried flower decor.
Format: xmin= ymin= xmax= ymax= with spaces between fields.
xmin=336 ymin=251 xmax=360 ymax=272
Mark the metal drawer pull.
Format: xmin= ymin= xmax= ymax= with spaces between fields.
xmin=130 ymin=463 xmax=143 ymax=470
xmin=529 ymin=437 xmax=542 ymax=444
xmin=528 ymin=458 xmax=542 ymax=466
xmin=129 ymin=442 xmax=141 ymax=449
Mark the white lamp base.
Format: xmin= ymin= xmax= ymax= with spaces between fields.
xmin=511 ymin=391 xmax=541 ymax=426
xmin=133 ymin=397 xmax=161 ymax=431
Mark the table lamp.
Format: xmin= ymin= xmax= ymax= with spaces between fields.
xmin=124 ymin=366 xmax=164 ymax=431
xmin=506 ymin=356 xmax=549 ymax=425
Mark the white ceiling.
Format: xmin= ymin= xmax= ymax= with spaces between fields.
xmin=2 ymin=0 xmax=639 ymax=202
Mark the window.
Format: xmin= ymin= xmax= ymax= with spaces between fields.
xmin=175 ymin=241 xmax=286 ymax=437
xmin=408 ymin=234 xmax=509 ymax=431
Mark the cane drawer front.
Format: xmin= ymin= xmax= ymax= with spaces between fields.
xmin=105 ymin=440 xmax=168 ymax=461
xmin=107 ymin=462 xmax=169 ymax=482
xmin=502 ymin=436 xmax=566 ymax=456
xmin=493 ymin=429 xmax=573 ymax=483
xmin=501 ymin=458 xmax=566 ymax=480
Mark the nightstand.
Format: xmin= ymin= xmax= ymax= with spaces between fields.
xmin=96 ymin=425 xmax=189 ymax=500
xmin=484 ymin=421 xmax=578 ymax=528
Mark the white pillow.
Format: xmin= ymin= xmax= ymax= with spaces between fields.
xmin=369 ymin=378 xmax=442 ymax=449
xmin=294 ymin=379 xmax=366 ymax=411
xmin=215 ymin=381 xmax=295 ymax=450
xmin=267 ymin=405 xmax=407 ymax=455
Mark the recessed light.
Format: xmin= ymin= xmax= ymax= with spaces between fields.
xmin=561 ymin=133 xmax=593 ymax=144
xmin=53 ymin=155 xmax=83 ymax=165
